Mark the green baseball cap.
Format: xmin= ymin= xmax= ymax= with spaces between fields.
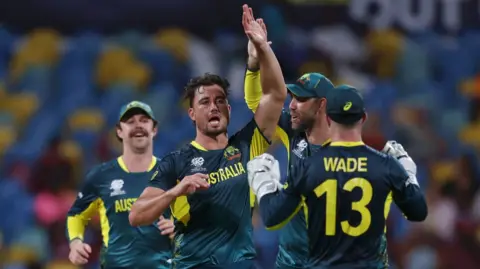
xmin=286 ymin=73 xmax=334 ymax=98
xmin=326 ymin=85 xmax=365 ymax=125
xmin=118 ymin=101 xmax=156 ymax=122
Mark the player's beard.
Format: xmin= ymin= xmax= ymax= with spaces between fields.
xmin=292 ymin=116 xmax=315 ymax=132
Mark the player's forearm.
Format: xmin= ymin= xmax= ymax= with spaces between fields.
xmin=66 ymin=215 xmax=88 ymax=241
xmin=259 ymin=192 xmax=302 ymax=230
xmin=395 ymin=185 xmax=428 ymax=222
xmin=256 ymin=44 xmax=287 ymax=102
xmin=244 ymin=69 xmax=262 ymax=112
xmin=129 ymin=191 xmax=176 ymax=226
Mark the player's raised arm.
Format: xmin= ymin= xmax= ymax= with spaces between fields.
xmin=129 ymin=155 xmax=209 ymax=226
xmin=66 ymin=169 xmax=99 ymax=265
xmin=242 ymin=5 xmax=287 ymax=141
xmin=247 ymin=154 xmax=303 ymax=229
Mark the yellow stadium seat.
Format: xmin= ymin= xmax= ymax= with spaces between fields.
xmin=460 ymin=76 xmax=480 ymax=97
xmin=366 ymin=30 xmax=404 ymax=79
xmin=5 ymin=245 xmax=38 ymax=264
xmin=430 ymin=161 xmax=456 ymax=183
xmin=9 ymin=29 xmax=61 ymax=81
xmin=459 ymin=122 xmax=480 ymax=149
xmin=59 ymin=140 xmax=83 ymax=162
xmin=118 ymin=60 xmax=152 ymax=90
xmin=96 ymin=47 xmax=136 ymax=88
xmin=0 ymin=93 xmax=39 ymax=125
xmin=45 ymin=260 xmax=80 ymax=269
xmin=154 ymin=28 xmax=189 ymax=62
xmin=0 ymin=126 xmax=16 ymax=155
xmin=68 ymin=109 xmax=105 ymax=132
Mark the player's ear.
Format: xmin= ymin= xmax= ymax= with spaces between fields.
xmin=316 ymin=98 xmax=326 ymax=115
xmin=227 ymin=104 xmax=231 ymax=117
xmin=361 ymin=112 xmax=368 ymax=124
xmin=152 ymin=124 xmax=158 ymax=138
xmin=116 ymin=123 xmax=125 ymax=140
xmin=188 ymin=107 xmax=195 ymax=122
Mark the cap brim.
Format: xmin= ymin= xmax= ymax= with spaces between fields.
xmin=119 ymin=107 xmax=155 ymax=122
xmin=286 ymin=84 xmax=317 ymax=98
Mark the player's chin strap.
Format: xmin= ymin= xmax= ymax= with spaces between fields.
xmin=247 ymin=153 xmax=283 ymax=202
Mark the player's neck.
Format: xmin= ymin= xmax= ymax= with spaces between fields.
xmin=305 ymin=119 xmax=330 ymax=146
xmin=329 ymin=128 xmax=363 ymax=143
xmin=194 ymin=132 xmax=228 ymax=150
xmin=121 ymin=148 xmax=153 ymax=172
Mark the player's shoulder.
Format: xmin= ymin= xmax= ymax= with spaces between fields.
xmin=159 ymin=144 xmax=196 ymax=166
xmin=86 ymin=159 xmax=119 ymax=183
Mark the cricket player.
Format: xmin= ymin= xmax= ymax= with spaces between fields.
xmin=248 ymin=85 xmax=428 ymax=269
xmin=66 ymin=101 xmax=174 ymax=269
xmin=129 ymin=5 xmax=287 ymax=269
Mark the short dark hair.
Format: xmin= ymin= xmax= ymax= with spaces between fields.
xmin=184 ymin=73 xmax=230 ymax=108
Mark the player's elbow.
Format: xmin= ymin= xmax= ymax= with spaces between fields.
xmin=129 ymin=204 xmax=151 ymax=226
xmin=401 ymin=196 xmax=428 ymax=222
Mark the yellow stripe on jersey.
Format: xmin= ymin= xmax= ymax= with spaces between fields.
xmin=265 ymin=201 xmax=303 ymax=231
xmin=171 ymin=180 xmax=191 ymax=226
xmin=384 ymin=192 xmax=393 ymax=233
xmin=117 ymin=156 xmax=157 ymax=172
xmin=97 ymin=199 xmax=110 ymax=247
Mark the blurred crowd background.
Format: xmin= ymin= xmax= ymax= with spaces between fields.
xmin=1 ymin=0 xmax=480 ymax=268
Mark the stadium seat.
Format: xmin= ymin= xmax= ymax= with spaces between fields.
xmin=0 ymin=92 xmax=39 ymax=126
xmin=96 ymin=47 xmax=136 ymax=88
xmin=138 ymin=47 xmax=175 ymax=83
xmin=459 ymin=122 xmax=480 ymax=149
xmin=0 ymin=110 xmax=14 ymax=126
xmin=365 ymin=30 xmax=404 ymax=79
xmin=0 ymin=125 xmax=16 ymax=155
xmin=45 ymin=260 xmax=80 ymax=269
xmin=117 ymin=60 xmax=151 ymax=90
xmin=59 ymin=140 xmax=83 ymax=164
xmin=68 ymin=108 xmax=105 ymax=132
xmin=154 ymin=28 xmax=190 ymax=63
xmin=9 ymin=29 xmax=61 ymax=82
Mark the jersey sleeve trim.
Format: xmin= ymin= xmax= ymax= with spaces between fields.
xmin=265 ymin=201 xmax=303 ymax=231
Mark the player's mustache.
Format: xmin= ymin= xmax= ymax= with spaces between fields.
xmin=129 ymin=128 xmax=148 ymax=138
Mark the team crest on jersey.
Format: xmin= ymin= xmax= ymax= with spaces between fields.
xmin=224 ymin=146 xmax=241 ymax=160
xmin=110 ymin=179 xmax=126 ymax=196
xmin=191 ymin=157 xmax=206 ymax=172
xmin=292 ymin=139 xmax=308 ymax=158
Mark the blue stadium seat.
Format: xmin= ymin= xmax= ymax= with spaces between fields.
xmin=100 ymin=84 xmax=138 ymax=126
xmin=0 ymin=179 xmax=34 ymax=245
xmin=16 ymin=65 xmax=52 ymax=98
xmin=0 ymin=110 xmax=14 ymax=126
xmin=138 ymin=46 xmax=176 ymax=84
xmin=72 ymin=130 xmax=100 ymax=155
xmin=144 ymin=83 xmax=179 ymax=125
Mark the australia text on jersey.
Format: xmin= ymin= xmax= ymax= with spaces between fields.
xmin=189 ymin=146 xmax=246 ymax=185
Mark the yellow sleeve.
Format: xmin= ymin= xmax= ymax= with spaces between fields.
xmin=244 ymin=70 xmax=263 ymax=112
xmin=66 ymin=199 xmax=99 ymax=241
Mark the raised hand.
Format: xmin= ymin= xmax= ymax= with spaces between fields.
xmin=242 ymin=5 xmax=268 ymax=48
xmin=248 ymin=18 xmax=270 ymax=60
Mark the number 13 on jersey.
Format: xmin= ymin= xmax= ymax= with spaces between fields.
xmin=314 ymin=178 xmax=373 ymax=237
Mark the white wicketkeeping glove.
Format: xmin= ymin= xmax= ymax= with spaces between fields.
xmin=247 ymin=153 xmax=282 ymax=202
xmin=382 ymin=140 xmax=419 ymax=186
